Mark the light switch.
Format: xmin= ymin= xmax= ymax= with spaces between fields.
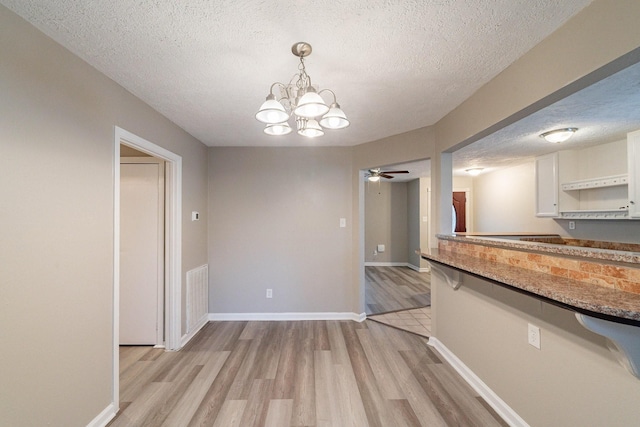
xmin=377 ymin=244 xmax=385 ymax=252
xmin=340 ymin=218 xmax=346 ymax=228
xmin=191 ymin=211 xmax=199 ymax=221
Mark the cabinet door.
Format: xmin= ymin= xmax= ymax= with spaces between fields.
xmin=535 ymin=152 xmax=559 ymax=217
xmin=628 ymin=130 xmax=640 ymax=218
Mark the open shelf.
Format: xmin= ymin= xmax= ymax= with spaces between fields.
xmin=560 ymin=209 xmax=629 ymax=219
xmin=561 ymin=174 xmax=628 ymax=191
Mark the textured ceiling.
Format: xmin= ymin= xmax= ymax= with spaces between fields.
xmin=1 ymin=0 xmax=593 ymax=147
xmin=453 ymin=60 xmax=640 ymax=175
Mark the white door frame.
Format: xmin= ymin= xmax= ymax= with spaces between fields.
xmin=112 ymin=126 xmax=182 ymax=411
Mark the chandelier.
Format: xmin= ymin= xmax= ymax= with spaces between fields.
xmin=255 ymin=42 xmax=349 ymax=138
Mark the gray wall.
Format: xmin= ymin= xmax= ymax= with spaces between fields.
xmin=208 ymin=147 xmax=354 ymax=314
xmin=433 ymin=274 xmax=640 ymax=425
xmin=407 ymin=179 xmax=421 ymax=267
xmin=0 ymin=6 xmax=208 ymax=426
xmin=407 ymin=178 xmax=431 ymax=269
xmin=364 ymin=181 xmax=408 ymax=263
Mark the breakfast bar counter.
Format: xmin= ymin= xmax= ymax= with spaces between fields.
xmin=421 ymin=233 xmax=640 ymax=325
xmin=422 ymin=233 xmax=640 ymax=378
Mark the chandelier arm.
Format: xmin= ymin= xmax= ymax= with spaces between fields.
xmin=317 ymin=88 xmax=337 ymax=103
xmin=269 ymin=82 xmax=287 ymax=97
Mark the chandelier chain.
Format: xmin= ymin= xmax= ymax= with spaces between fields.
xmin=297 ymin=56 xmax=310 ymax=91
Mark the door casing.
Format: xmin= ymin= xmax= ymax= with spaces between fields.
xmin=112 ymin=126 xmax=182 ymax=413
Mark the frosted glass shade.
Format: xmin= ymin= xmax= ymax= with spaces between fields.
xmin=319 ymin=104 xmax=350 ymax=129
xmin=256 ymin=96 xmax=289 ymax=124
xmin=540 ymin=128 xmax=578 ymax=143
xmin=294 ymin=90 xmax=329 ymax=118
xmin=298 ymin=119 xmax=324 ymax=138
xmin=264 ymin=122 xmax=292 ymax=136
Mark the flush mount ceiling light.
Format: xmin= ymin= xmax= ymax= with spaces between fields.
xmin=255 ymin=42 xmax=349 ymax=138
xmin=539 ymin=127 xmax=578 ymax=143
xmin=465 ymin=168 xmax=484 ymax=176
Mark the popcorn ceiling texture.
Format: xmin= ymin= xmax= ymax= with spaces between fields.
xmin=0 ymin=0 xmax=593 ymax=147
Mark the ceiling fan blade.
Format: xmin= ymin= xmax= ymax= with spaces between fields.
xmin=381 ymin=170 xmax=409 ymax=174
xmin=380 ymin=174 xmax=394 ymax=179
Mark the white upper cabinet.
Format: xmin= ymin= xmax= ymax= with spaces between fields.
xmin=628 ymin=130 xmax=640 ymax=218
xmin=535 ymin=152 xmax=559 ymax=217
xmin=537 ymin=136 xmax=640 ymax=220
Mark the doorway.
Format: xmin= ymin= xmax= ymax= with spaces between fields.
xmin=453 ymin=191 xmax=466 ymax=232
xmin=452 ymin=188 xmax=471 ymax=233
xmin=361 ymin=160 xmax=432 ymax=319
xmin=120 ymin=156 xmax=165 ymax=346
xmin=112 ymin=127 xmax=182 ymax=412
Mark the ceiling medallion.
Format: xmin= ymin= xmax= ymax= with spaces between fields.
xmin=255 ymin=42 xmax=349 ymax=138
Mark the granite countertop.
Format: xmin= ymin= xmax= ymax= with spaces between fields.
xmin=422 ymin=249 xmax=640 ymax=325
xmin=438 ymin=233 xmax=640 ymax=264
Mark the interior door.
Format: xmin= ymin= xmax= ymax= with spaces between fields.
xmin=453 ymin=191 xmax=467 ymax=232
xmin=120 ymin=159 xmax=164 ymax=345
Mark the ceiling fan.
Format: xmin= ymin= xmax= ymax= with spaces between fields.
xmin=366 ymin=168 xmax=409 ymax=181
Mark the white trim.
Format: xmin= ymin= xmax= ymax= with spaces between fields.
xmin=407 ymin=263 xmax=430 ymax=273
xmin=364 ymin=261 xmax=430 ymax=271
xmin=208 ymin=312 xmax=367 ymax=322
xmin=181 ymin=316 xmax=209 ymax=347
xmin=428 ymin=337 xmax=529 ymax=427
xmin=115 ymin=127 xmax=182 ymax=352
xmin=86 ymin=403 xmax=117 ymax=427
xmin=364 ymin=262 xmax=409 ymax=267
xmin=111 ymin=127 xmax=183 ymax=422
xmin=112 ymin=137 xmax=121 ymax=414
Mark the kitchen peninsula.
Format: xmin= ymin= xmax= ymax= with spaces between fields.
xmin=422 ymin=233 xmax=640 ymax=323
xmin=422 ymin=232 xmax=640 ymax=381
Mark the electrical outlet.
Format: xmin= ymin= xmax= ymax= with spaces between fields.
xmin=266 ymin=289 xmax=273 ymax=299
xmin=569 ymin=221 xmax=576 ymax=230
xmin=528 ymin=323 xmax=541 ymax=349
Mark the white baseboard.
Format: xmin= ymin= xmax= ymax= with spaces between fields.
xmin=365 ymin=262 xmax=408 ymax=267
xmin=428 ymin=337 xmax=529 ymax=427
xmin=407 ymin=263 xmax=430 ymax=273
xmin=180 ymin=315 xmax=209 ymax=348
xmin=209 ymin=312 xmax=366 ymax=322
xmin=364 ymin=262 xmax=429 ymax=272
xmin=87 ymin=403 xmax=117 ymax=427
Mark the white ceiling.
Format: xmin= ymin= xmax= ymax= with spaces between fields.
xmin=1 ymin=0 xmax=594 ymax=148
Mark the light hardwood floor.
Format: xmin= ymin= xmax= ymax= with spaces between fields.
xmin=109 ymin=320 xmax=507 ymax=427
xmin=365 ymin=266 xmax=431 ymax=315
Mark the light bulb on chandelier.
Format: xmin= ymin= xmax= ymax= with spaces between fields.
xmin=255 ymin=42 xmax=349 ymax=137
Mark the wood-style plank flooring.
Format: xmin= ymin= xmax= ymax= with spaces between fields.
xmin=365 ymin=266 xmax=431 ymax=315
xmin=109 ymin=320 xmax=507 ymax=427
